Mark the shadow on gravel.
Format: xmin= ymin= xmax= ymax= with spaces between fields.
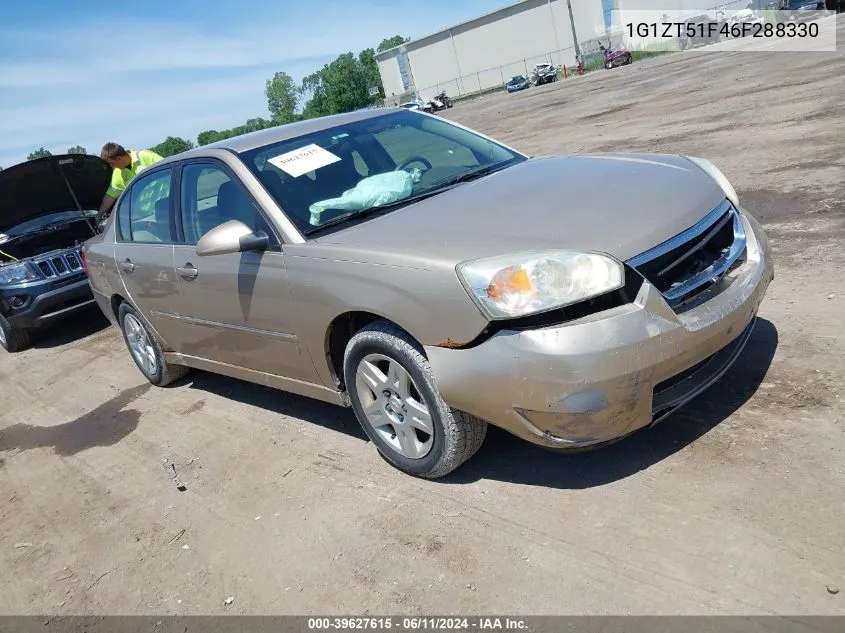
xmin=0 ymin=383 xmax=150 ymax=456
xmin=183 ymin=371 xmax=367 ymax=441
xmin=443 ymin=317 xmax=779 ymax=489
xmin=29 ymin=306 xmax=110 ymax=350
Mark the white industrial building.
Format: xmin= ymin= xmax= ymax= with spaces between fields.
xmin=376 ymin=0 xmax=607 ymax=103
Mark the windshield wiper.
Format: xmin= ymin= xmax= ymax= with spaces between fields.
xmin=428 ymin=163 xmax=509 ymax=189
xmin=304 ymin=189 xmax=450 ymax=236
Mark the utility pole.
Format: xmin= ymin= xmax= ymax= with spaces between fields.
xmin=565 ymin=0 xmax=581 ymax=60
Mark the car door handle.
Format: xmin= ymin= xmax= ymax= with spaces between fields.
xmin=119 ymin=259 xmax=136 ymax=273
xmin=177 ymin=264 xmax=199 ymax=280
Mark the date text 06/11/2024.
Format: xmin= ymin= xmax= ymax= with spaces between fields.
xmin=626 ymin=20 xmax=820 ymax=39
xmin=307 ymin=617 xmax=528 ymax=630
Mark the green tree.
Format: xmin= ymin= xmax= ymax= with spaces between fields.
xmin=150 ymin=136 xmax=194 ymax=157
xmin=196 ymin=118 xmax=274 ymax=147
xmin=299 ymin=51 xmax=383 ymax=118
xmin=359 ymin=47 xmax=384 ymax=99
xmin=67 ymin=145 xmax=87 ymax=155
xmin=265 ymin=71 xmax=299 ymax=124
xmin=197 ymin=130 xmax=224 ymax=146
xmin=240 ymin=117 xmax=274 ymax=134
xmin=28 ymin=147 xmax=52 ymax=160
xmin=377 ymin=35 xmax=410 ymax=53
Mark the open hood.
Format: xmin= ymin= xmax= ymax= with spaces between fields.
xmin=0 ymin=154 xmax=112 ymax=233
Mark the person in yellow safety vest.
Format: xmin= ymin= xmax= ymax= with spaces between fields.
xmin=97 ymin=142 xmax=164 ymax=216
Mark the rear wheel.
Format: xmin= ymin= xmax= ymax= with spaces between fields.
xmin=0 ymin=314 xmax=30 ymax=353
xmin=343 ymin=321 xmax=487 ymax=479
xmin=118 ymin=302 xmax=188 ymax=386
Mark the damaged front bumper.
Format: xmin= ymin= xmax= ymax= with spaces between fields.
xmin=425 ymin=209 xmax=774 ymax=449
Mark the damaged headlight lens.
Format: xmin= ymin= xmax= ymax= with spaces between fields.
xmin=456 ymin=250 xmax=625 ymax=319
xmin=0 ymin=262 xmax=40 ymax=285
xmin=685 ymin=156 xmax=739 ymax=207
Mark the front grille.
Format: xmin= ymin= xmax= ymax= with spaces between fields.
xmin=34 ymin=249 xmax=84 ymax=279
xmin=626 ymin=200 xmax=747 ymax=309
xmin=65 ymin=252 xmax=82 ymax=270
xmin=51 ymin=257 xmax=68 ymax=274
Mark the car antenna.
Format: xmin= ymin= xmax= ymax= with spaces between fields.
xmin=55 ymin=157 xmax=99 ymax=236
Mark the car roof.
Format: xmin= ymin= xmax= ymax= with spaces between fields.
xmin=191 ymin=107 xmax=404 ymax=155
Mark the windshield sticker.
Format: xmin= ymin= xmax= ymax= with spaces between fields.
xmin=267 ymin=144 xmax=341 ymax=178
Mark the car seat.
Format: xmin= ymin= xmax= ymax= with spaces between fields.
xmin=258 ymin=169 xmax=313 ymax=228
xmin=133 ymin=197 xmax=171 ymax=242
xmin=312 ymin=145 xmax=362 ymax=199
xmin=215 ymin=181 xmax=255 ymax=230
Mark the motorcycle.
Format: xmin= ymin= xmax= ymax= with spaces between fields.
xmin=435 ymin=90 xmax=453 ymax=108
xmin=425 ymin=90 xmax=453 ymax=112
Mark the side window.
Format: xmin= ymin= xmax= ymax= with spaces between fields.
xmin=116 ymin=195 xmax=132 ymax=241
xmin=121 ymin=168 xmax=174 ymax=243
xmin=374 ymin=124 xmax=479 ymax=170
xmin=180 ymin=163 xmax=270 ymax=245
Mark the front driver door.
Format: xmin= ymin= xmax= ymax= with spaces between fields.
xmin=167 ymin=160 xmax=316 ymax=383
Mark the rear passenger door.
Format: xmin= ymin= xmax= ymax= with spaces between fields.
xmin=112 ymin=166 xmax=183 ymax=346
xmin=168 ymin=160 xmax=315 ymax=383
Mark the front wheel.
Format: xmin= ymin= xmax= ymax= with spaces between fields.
xmin=343 ymin=321 xmax=487 ymax=479
xmin=0 ymin=314 xmax=30 ymax=353
xmin=118 ymin=302 xmax=189 ymax=386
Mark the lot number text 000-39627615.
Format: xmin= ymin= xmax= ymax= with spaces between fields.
xmin=307 ymin=618 xmax=529 ymax=630
xmin=626 ymin=20 xmax=820 ymax=40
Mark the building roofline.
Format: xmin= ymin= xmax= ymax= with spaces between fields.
xmin=374 ymin=0 xmax=539 ymax=60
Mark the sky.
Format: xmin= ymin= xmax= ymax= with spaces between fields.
xmin=0 ymin=0 xmax=514 ymax=169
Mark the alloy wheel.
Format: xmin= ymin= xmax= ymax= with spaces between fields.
xmin=124 ymin=313 xmax=157 ymax=376
xmin=355 ymin=353 xmax=434 ymax=459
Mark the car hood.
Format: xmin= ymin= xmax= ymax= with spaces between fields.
xmin=315 ymin=153 xmax=727 ymax=265
xmin=0 ymin=154 xmax=112 ymax=233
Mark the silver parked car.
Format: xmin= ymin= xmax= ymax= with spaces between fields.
xmin=82 ymin=108 xmax=773 ymax=478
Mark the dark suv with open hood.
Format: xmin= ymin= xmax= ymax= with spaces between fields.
xmin=0 ymin=154 xmax=111 ymax=352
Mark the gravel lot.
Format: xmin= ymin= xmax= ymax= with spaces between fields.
xmin=1 ymin=18 xmax=843 ymax=616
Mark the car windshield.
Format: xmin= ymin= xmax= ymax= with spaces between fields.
xmin=2 ymin=209 xmax=98 ymax=237
xmin=240 ymin=110 xmax=525 ymax=235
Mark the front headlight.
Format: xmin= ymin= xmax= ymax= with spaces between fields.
xmin=0 ymin=262 xmax=40 ymax=285
xmin=456 ymin=250 xmax=625 ymax=319
xmin=685 ymin=156 xmax=739 ymax=207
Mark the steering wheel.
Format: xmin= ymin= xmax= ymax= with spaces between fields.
xmin=396 ymin=155 xmax=433 ymax=172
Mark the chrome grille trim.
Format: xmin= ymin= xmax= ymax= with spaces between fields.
xmin=626 ymin=200 xmax=747 ymax=307
xmin=33 ymin=249 xmax=85 ymax=279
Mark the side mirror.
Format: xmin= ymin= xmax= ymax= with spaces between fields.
xmin=196 ymin=220 xmax=269 ymax=257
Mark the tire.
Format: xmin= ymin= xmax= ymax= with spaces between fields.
xmin=118 ymin=302 xmax=188 ymax=387
xmin=0 ymin=314 xmax=30 ymax=353
xmin=343 ymin=320 xmax=487 ymax=479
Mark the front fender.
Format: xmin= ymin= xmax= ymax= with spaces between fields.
xmin=284 ymin=247 xmax=489 ymax=388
